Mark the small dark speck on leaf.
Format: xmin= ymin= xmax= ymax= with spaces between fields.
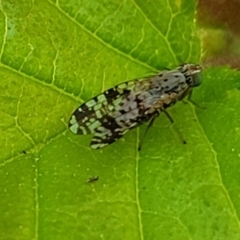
xmin=87 ymin=176 xmax=99 ymax=183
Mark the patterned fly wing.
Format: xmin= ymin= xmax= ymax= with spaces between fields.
xmin=69 ymin=63 xmax=202 ymax=149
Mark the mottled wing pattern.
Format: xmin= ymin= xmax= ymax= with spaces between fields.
xmin=69 ymin=64 xmax=202 ymax=149
xmin=69 ymin=79 xmax=149 ymax=149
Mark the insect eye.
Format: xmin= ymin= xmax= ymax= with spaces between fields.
xmin=192 ymin=71 xmax=202 ymax=86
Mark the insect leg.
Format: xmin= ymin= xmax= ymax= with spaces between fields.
xmin=163 ymin=110 xmax=186 ymax=144
xmin=138 ymin=112 xmax=159 ymax=151
xmin=187 ymin=90 xmax=206 ymax=109
xmin=162 ymin=110 xmax=174 ymax=123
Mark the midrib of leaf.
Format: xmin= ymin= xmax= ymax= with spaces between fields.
xmin=135 ymin=128 xmax=144 ymax=240
xmin=33 ymin=157 xmax=40 ymax=240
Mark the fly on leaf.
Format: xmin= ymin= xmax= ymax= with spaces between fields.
xmin=69 ymin=63 xmax=202 ymax=149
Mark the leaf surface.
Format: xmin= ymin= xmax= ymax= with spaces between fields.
xmin=0 ymin=1 xmax=239 ymax=240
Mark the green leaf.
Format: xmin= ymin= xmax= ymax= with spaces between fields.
xmin=1 ymin=1 xmax=240 ymax=240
